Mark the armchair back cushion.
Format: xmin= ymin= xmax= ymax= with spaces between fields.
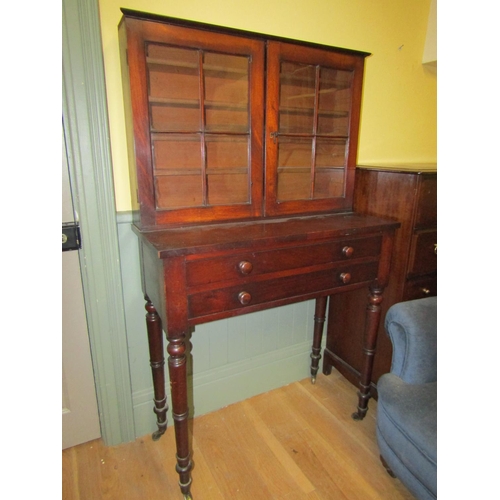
xmin=384 ymin=296 xmax=437 ymax=384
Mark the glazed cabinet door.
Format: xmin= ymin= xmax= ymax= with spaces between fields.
xmin=120 ymin=17 xmax=265 ymax=227
xmin=264 ymin=41 xmax=366 ymax=217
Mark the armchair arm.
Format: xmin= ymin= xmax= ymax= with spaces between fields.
xmin=384 ymin=296 xmax=437 ymax=384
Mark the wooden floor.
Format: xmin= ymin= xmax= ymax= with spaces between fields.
xmin=62 ymin=371 xmax=414 ymax=499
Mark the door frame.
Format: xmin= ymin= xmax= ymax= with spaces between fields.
xmin=62 ymin=0 xmax=135 ymax=445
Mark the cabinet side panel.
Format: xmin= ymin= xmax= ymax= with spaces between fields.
xmin=118 ymin=22 xmax=140 ymax=224
xmin=354 ymin=169 xmax=417 ymax=297
xmin=140 ymin=241 xmax=167 ymax=323
xmin=121 ymin=19 xmax=157 ymax=228
xmin=414 ymin=174 xmax=437 ymax=228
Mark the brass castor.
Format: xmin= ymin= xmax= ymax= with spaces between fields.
xmin=351 ymin=411 xmax=365 ymax=421
xmin=151 ymin=428 xmax=166 ymax=441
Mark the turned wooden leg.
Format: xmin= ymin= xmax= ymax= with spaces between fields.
xmin=145 ymin=299 xmax=168 ymax=441
xmin=310 ymin=296 xmax=328 ymax=384
xmin=167 ymin=331 xmax=193 ymax=499
xmin=352 ymin=285 xmax=383 ymax=421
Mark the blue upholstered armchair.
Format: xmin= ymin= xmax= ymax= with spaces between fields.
xmin=376 ymin=296 xmax=437 ymax=500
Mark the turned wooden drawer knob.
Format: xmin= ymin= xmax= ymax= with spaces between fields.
xmin=342 ymin=246 xmax=354 ymax=258
xmin=238 ymin=260 xmax=253 ymax=275
xmin=339 ymin=272 xmax=351 ymax=284
xmin=238 ymin=291 xmax=252 ymax=305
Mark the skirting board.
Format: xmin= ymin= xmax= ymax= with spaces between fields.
xmin=132 ymin=340 xmax=318 ymax=438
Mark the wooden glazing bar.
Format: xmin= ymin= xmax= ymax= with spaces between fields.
xmin=310 ymin=65 xmax=321 ymax=199
xmin=198 ymin=50 xmax=208 ymax=207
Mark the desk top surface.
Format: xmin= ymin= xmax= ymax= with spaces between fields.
xmin=134 ymin=213 xmax=400 ymax=258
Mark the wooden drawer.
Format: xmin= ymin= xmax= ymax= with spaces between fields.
xmin=185 ymin=235 xmax=382 ymax=287
xmin=403 ymin=275 xmax=437 ymax=301
xmin=188 ymin=261 xmax=379 ymax=319
xmin=407 ymin=230 xmax=437 ymax=277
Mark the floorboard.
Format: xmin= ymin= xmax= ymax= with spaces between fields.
xmin=62 ymin=372 xmax=414 ymax=499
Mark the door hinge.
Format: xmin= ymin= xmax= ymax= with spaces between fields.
xmin=62 ymin=222 xmax=81 ymax=251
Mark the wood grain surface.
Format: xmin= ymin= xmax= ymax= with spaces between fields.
xmin=62 ymin=371 xmax=413 ymax=499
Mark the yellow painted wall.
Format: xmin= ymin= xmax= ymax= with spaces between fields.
xmin=99 ymin=0 xmax=437 ymax=212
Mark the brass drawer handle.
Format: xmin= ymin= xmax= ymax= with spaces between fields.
xmin=421 ymin=288 xmax=431 ymax=295
xmin=238 ymin=291 xmax=252 ymax=305
xmin=238 ymin=260 xmax=253 ymax=275
xmin=339 ymin=272 xmax=351 ymax=284
xmin=434 ymin=244 xmax=437 ymax=255
xmin=342 ymin=246 xmax=354 ymax=258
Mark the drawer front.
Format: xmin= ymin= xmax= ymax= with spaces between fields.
xmin=188 ymin=261 xmax=379 ymax=320
xmin=407 ymin=230 xmax=437 ymax=277
xmin=403 ymin=275 xmax=437 ymax=301
xmin=186 ymin=236 xmax=382 ymax=287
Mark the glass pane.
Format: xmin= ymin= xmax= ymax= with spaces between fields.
xmin=277 ymin=137 xmax=313 ymax=201
xmin=152 ymin=135 xmax=203 ymax=209
xmin=278 ymin=62 xmax=316 ymax=134
xmin=317 ymin=68 xmax=353 ymax=136
xmin=206 ymin=135 xmax=249 ymax=205
xmin=204 ymin=53 xmax=249 ymax=133
xmin=147 ymin=44 xmax=201 ymax=132
xmin=313 ymin=139 xmax=347 ymax=199
xmin=155 ymin=175 xmax=203 ymax=209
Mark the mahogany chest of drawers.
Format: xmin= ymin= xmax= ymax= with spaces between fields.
xmin=323 ymin=166 xmax=437 ymax=391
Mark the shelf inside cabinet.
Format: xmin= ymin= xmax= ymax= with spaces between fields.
xmin=149 ymin=96 xmax=248 ymax=112
xmin=279 ymin=106 xmax=348 ymax=117
xmin=277 ymin=130 xmax=349 ymax=137
xmin=277 ymin=166 xmax=344 ymax=173
xmin=147 ymin=57 xmax=248 ymax=76
xmin=154 ymin=168 xmax=249 ymax=176
xmin=280 ymin=73 xmax=352 ymax=90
